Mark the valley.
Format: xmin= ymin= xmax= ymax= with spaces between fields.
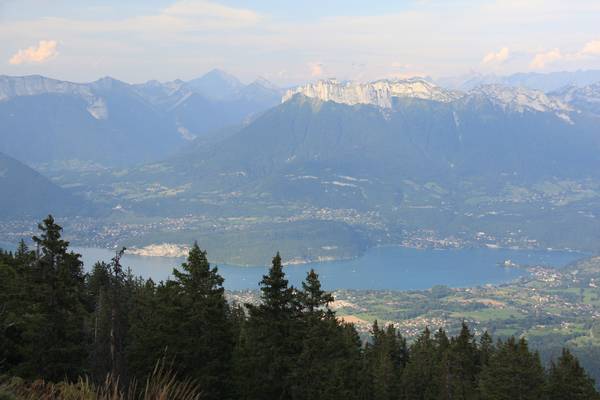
xmin=2 ymin=73 xmax=600 ymax=264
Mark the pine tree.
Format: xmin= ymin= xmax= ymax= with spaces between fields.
xmin=19 ymin=215 xmax=89 ymax=381
xmin=439 ymin=322 xmax=479 ymax=400
xmin=292 ymin=270 xmax=362 ymax=400
xmin=0 ymin=242 xmax=34 ymax=374
xmin=168 ymin=243 xmax=234 ymax=400
xmin=479 ymin=330 xmax=494 ymax=368
xmin=365 ymin=322 xmax=407 ymax=400
xmin=479 ymin=337 xmax=546 ymax=400
xmin=0 ymin=259 xmax=20 ymax=373
xmin=546 ymin=348 xmax=600 ymax=400
xmin=401 ymin=327 xmax=441 ymax=400
xmin=298 ymin=269 xmax=334 ymax=315
xmin=238 ymin=252 xmax=299 ymax=400
xmin=126 ymin=277 xmax=170 ymax=380
xmin=88 ymin=248 xmax=132 ymax=383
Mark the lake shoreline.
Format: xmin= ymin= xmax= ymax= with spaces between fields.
xmin=73 ymin=245 xmax=584 ymax=291
xmin=101 ymin=242 xmax=586 ymax=269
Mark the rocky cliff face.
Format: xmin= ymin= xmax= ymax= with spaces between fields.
xmin=0 ymin=75 xmax=108 ymax=119
xmin=282 ymin=78 xmax=580 ymax=123
xmin=282 ymin=78 xmax=463 ymax=108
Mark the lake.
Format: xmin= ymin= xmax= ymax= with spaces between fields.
xmin=73 ymin=246 xmax=583 ymax=291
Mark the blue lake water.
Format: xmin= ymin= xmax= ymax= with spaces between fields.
xmin=73 ymin=246 xmax=583 ymax=291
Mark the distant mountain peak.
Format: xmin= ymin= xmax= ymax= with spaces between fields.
xmin=186 ymin=68 xmax=244 ymax=100
xmin=469 ymin=84 xmax=573 ymax=122
xmin=250 ymin=76 xmax=279 ymax=90
xmin=90 ymin=76 xmax=128 ymax=91
xmin=195 ymin=68 xmax=243 ymax=87
xmin=282 ymin=78 xmax=463 ymax=108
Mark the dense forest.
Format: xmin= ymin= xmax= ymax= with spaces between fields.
xmin=0 ymin=216 xmax=599 ymax=399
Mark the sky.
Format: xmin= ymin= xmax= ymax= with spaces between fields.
xmin=2 ymin=0 xmax=600 ymax=85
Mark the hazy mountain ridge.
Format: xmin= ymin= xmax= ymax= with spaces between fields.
xmin=4 ymin=70 xmax=600 ymax=260
xmin=438 ymin=69 xmax=600 ymax=92
xmin=0 ymin=152 xmax=87 ymax=218
xmin=0 ymin=70 xmax=282 ymax=167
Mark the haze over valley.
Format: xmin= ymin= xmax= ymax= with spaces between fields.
xmin=2 ymin=69 xmax=600 ymax=264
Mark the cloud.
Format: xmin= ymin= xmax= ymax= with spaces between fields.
xmin=482 ymin=47 xmax=510 ymax=65
xmin=529 ymin=48 xmax=562 ymax=69
xmin=163 ymin=0 xmax=260 ymax=26
xmin=9 ymin=40 xmax=58 ymax=65
xmin=308 ymin=62 xmax=323 ymax=77
xmin=581 ymin=39 xmax=600 ymax=56
xmin=3 ymin=1 xmax=600 ymax=82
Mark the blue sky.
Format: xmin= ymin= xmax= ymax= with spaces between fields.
xmin=2 ymin=0 xmax=600 ymax=84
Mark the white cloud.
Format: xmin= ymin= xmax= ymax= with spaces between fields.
xmin=529 ymin=48 xmax=562 ymax=69
xmin=581 ymin=39 xmax=600 ymax=56
xmin=9 ymin=40 xmax=58 ymax=65
xmin=164 ymin=0 xmax=260 ymax=26
xmin=3 ymin=1 xmax=600 ymax=82
xmin=482 ymin=47 xmax=510 ymax=65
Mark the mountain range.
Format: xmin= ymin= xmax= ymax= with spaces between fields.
xmin=113 ymin=79 xmax=600 ymax=212
xmin=0 ymin=152 xmax=83 ymax=218
xmin=2 ymin=69 xmax=600 ymax=261
xmin=0 ymin=69 xmax=282 ymax=167
xmin=437 ymin=69 xmax=600 ymax=92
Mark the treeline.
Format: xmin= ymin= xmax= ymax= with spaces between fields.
xmin=0 ymin=216 xmax=599 ymax=400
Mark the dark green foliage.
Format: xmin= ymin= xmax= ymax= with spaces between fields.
xmin=546 ymin=348 xmax=600 ymax=400
xmin=479 ymin=337 xmax=546 ymax=400
xmin=400 ymin=327 xmax=440 ymax=399
xmin=125 ymin=278 xmax=171 ymax=380
xmin=166 ymin=243 xmax=234 ymax=400
xmin=236 ymin=253 xmax=299 ymax=400
xmin=439 ymin=322 xmax=480 ymax=400
xmin=88 ymin=248 xmax=133 ymax=383
xmin=291 ymin=270 xmax=363 ymax=400
xmin=19 ymin=216 xmax=89 ymax=381
xmin=0 ymin=217 xmax=598 ymax=400
xmin=364 ymin=321 xmax=408 ymax=400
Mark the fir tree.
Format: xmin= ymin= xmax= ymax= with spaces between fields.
xmin=479 ymin=337 xmax=546 ymax=400
xmin=168 ymin=243 xmax=234 ymax=400
xmin=20 ymin=215 xmax=89 ymax=381
xmin=126 ymin=277 xmax=170 ymax=380
xmin=88 ymin=248 xmax=131 ymax=383
xmin=365 ymin=322 xmax=407 ymax=400
xmin=239 ymin=252 xmax=299 ymax=400
xmin=439 ymin=322 xmax=479 ymax=400
xmin=401 ymin=327 xmax=440 ymax=400
xmin=546 ymin=348 xmax=600 ymax=400
xmin=292 ymin=270 xmax=362 ymax=400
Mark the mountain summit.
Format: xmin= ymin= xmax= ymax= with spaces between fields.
xmin=282 ymin=78 xmax=463 ymax=107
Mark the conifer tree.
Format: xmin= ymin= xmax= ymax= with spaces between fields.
xmin=546 ymin=348 xmax=600 ymax=400
xmin=20 ymin=215 xmax=89 ymax=381
xmin=439 ymin=322 xmax=479 ymax=400
xmin=479 ymin=337 xmax=546 ymax=400
xmin=88 ymin=248 xmax=132 ymax=383
xmin=292 ymin=270 xmax=362 ymax=400
xmin=0 ymin=258 xmax=21 ymax=373
xmin=239 ymin=252 xmax=299 ymax=400
xmin=401 ymin=327 xmax=441 ymax=399
xmin=479 ymin=330 xmax=494 ymax=368
xmin=168 ymin=243 xmax=234 ymax=400
xmin=126 ymin=277 xmax=170 ymax=380
xmin=299 ymin=269 xmax=333 ymax=315
xmin=365 ymin=322 xmax=407 ymax=400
